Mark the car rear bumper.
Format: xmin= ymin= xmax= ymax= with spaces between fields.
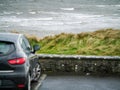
xmin=0 ymin=71 xmax=27 ymax=88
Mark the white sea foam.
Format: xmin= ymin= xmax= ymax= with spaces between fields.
xmin=3 ymin=11 xmax=14 ymax=15
xmin=96 ymin=5 xmax=106 ymax=8
xmin=19 ymin=21 xmax=64 ymax=27
xmin=60 ymin=8 xmax=75 ymax=11
xmin=0 ymin=4 xmax=3 ymax=6
xmin=34 ymin=17 xmax=53 ymax=21
xmin=0 ymin=11 xmax=119 ymax=32
xmin=0 ymin=16 xmax=53 ymax=22
xmin=29 ymin=11 xmax=36 ymax=14
xmin=109 ymin=5 xmax=120 ymax=7
xmin=1 ymin=16 xmax=21 ymax=22
xmin=115 ymin=5 xmax=120 ymax=7
xmin=96 ymin=4 xmax=120 ymax=7
xmin=3 ymin=11 xmax=23 ymax=15
xmin=65 ymin=22 xmax=83 ymax=25
xmin=0 ymin=25 xmax=9 ymax=28
xmin=38 ymin=11 xmax=59 ymax=15
xmin=61 ymin=13 xmax=104 ymax=20
xmin=16 ymin=12 xmax=23 ymax=15
xmin=113 ymin=14 xmax=119 ymax=16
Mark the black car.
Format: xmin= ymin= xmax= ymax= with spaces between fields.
xmin=0 ymin=33 xmax=41 ymax=90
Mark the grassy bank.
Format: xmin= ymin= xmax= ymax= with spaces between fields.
xmin=28 ymin=29 xmax=120 ymax=56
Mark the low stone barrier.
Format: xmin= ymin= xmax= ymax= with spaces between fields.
xmin=38 ymin=54 xmax=120 ymax=75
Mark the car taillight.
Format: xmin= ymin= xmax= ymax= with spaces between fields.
xmin=8 ymin=58 xmax=26 ymax=65
xmin=17 ymin=84 xmax=25 ymax=88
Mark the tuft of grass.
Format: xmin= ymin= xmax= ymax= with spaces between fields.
xmin=27 ymin=29 xmax=120 ymax=56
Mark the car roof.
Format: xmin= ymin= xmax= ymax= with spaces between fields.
xmin=0 ymin=33 xmax=23 ymax=43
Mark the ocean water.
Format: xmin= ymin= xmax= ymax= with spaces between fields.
xmin=0 ymin=0 xmax=120 ymax=37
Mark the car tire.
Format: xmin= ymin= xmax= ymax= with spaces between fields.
xmin=33 ymin=63 xmax=41 ymax=82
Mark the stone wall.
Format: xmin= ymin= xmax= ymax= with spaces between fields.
xmin=38 ymin=54 xmax=120 ymax=75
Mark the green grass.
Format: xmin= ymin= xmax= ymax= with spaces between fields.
xmin=27 ymin=29 xmax=120 ymax=56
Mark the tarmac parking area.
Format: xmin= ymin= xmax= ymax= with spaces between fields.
xmin=7 ymin=74 xmax=120 ymax=90
xmin=38 ymin=75 xmax=120 ymax=90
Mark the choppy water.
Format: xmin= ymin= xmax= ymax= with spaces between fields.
xmin=0 ymin=0 xmax=120 ymax=37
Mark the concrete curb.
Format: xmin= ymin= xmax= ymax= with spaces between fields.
xmin=38 ymin=54 xmax=120 ymax=60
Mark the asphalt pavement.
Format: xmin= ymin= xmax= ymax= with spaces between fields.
xmin=38 ymin=75 xmax=120 ymax=90
xmin=31 ymin=74 xmax=47 ymax=90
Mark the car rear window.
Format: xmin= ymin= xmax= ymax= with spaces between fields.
xmin=0 ymin=41 xmax=15 ymax=55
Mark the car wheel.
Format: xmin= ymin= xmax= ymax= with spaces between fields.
xmin=33 ymin=63 xmax=41 ymax=82
xmin=24 ymin=74 xmax=31 ymax=90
